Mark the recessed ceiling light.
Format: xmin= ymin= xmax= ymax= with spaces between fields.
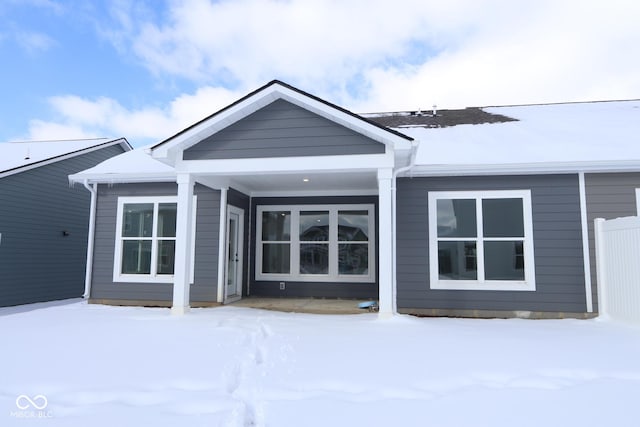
xmin=303 ymin=178 xmax=309 ymax=182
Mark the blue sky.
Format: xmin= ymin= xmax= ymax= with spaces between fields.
xmin=1 ymin=0 xmax=639 ymax=147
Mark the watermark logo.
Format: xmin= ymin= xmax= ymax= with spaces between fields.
xmin=10 ymin=395 xmax=52 ymax=419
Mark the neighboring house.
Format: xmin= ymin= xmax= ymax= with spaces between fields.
xmin=69 ymin=81 xmax=640 ymax=318
xmin=0 ymin=138 xmax=132 ymax=307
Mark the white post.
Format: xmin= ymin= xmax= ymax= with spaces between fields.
xmin=593 ymin=218 xmax=608 ymax=318
xmin=378 ymin=168 xmax=395 ymax=317
xmin=578 ymin=172 xmax=593 ymax=312
xmin=216 ymin=188 xmax=228 ymax=303
xmin=172 ymin=173 xmax=195 ymax=315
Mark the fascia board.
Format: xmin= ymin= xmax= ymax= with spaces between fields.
xmin=406 ymin=160 xmax=640 ymax=177
xmin=174 ymin=153 xmax=394 ymax=175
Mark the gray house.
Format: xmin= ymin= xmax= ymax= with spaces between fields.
xmin=69 ymin=81 xmax=640 ymax=318
xmin=0 ymin=138 xmax=131 ymax=307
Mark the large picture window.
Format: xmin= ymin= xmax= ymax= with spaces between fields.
xmin=428 ymin=190 xmax=536 ymax=291
xmin=113 ymin=196 xmax=196 ymax=283
xmin=256 ymin=204 xmax=375 ymax=282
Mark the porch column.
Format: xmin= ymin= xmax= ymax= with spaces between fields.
xmin=172 ymin=173 xmax=195 ymax=315
xmin=378 ymin=168 xmax=395 ymax=317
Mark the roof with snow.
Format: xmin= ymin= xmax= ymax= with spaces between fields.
xmin=379 ymin=99 xmax=640 ymax=175
xmin=70 ymin=99 xmax=640 ymax=182
xmin=68 ymin=145 xmax=176 ymax=183
xmin=0 ymin=137 xmax=131 ymax=178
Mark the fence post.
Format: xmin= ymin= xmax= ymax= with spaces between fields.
xmin=593 ymin=218 xmax=608 ymax=319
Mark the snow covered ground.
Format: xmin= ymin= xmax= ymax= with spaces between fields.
xmin=2 ymin=301 xmax=640 ymax=427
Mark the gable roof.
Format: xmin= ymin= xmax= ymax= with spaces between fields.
xmin=0 ymin=137 xmax=132 ymax=179
xmin=150 ymin=80 xmax=413 ymax=161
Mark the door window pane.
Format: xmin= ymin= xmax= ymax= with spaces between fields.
xmin=300 ymin=243 xmax=329 ymax=274
xmin=300 ymin=211 xmax=329 ymax=241
xmin=157 ymin=203 xmax=177 ymax=237
xmin=339 ymin=243 xmax=368 ymax=274
xmin=157 ymin=240 xmax=176 ymax=275
xmin=482 ymin=198 xmax=524 ymax=237
xmin=437 ymin=241 xmax=477 ymax=280
xmin=338 ymin=210 xmax=369 ymax=241
xmin=437 ymin=199 xmax=477 ymax=237
xmin=262 ymin=211 xmax=291 ymax=241
xmin=121 ymin=240 xmax=152 ymax=274
xmin=484 ymin=241 xmax=525 ymax=280
xmin=122 ymin=203 xmax=153 ymax=237
xmin=262 ymin=243 xmax=290 ymax=274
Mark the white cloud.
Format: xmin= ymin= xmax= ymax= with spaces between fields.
xmin=27 ymin=0 xmax=640 ymax=144
xmin=29 ymin=85 xmax=244 ymax=146
xmin=102 ymin=0 xmax=640 ymax=110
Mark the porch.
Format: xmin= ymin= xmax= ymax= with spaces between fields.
xmin=229 ymin=297 xmax=374 ymax=314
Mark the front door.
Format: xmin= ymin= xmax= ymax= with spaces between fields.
xmin=225 ymin=205 xmax=244 ymax=303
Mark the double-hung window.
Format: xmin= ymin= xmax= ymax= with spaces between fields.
xmin=113 ymin=196 xmax=196 ymax=283
xmin=428 ymin=190 xmax=535 ymax=291
xmin=257 ymin=204 xmax=375 ymax=282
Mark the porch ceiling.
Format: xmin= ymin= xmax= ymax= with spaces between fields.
xmin=200 ymin=170 xmax=379 ymax=195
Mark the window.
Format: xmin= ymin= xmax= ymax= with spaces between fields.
xmin=114 ymin=196 xmax=196 ymax=283
xmin=256 ymin=204 xmax=375 ymax=282
xmin=428 ymin=190 xmax=535 ymax=291
xmin=636 ymin=188 xmax=640 ymax=215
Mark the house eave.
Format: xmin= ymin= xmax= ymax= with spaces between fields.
xmin=405 ymin=160 xmax=640 ymax=177
xmin=68 ymin=172 xmax=177 ymax=185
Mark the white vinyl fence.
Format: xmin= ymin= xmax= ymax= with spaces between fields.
xmin=594 ymin=216 xmax=640 ymax=325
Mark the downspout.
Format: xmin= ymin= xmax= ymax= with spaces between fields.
xmin=391 ymin=140 xmax=420 ymax=313
xmin=82 ymin=180 xmax=98 ymax=300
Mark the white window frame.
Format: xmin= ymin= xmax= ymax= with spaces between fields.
xmin=428 ymin=190 xmax=536 ymax=291
xmin=256 ymin=204 xmax=376 ymax=283
xmin=113 ymin=196 xmax=197 ymax=284
xmin=636 ymin=188 xmax=640 ymax=215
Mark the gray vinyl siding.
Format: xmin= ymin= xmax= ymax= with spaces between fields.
xmin=0 ymin=144 xmax=126 ymax=307
xmin=249 ymin=195 xmax=379 ymax=299
xmin=90 ymin=182 xmax=220 ymax=303
xmin=585 ymin=172 xmax=640 ymax=313
xmin=183 ymin=99 xmax=385 ymax=160
xmin=396 ymin=174 xmax=588 ymax=313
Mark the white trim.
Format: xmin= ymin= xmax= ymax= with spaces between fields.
xmin=428 ymin=190 xmax=536 ymax=291
xmin=408 ymin=160 xmax=640 ymax=177
xmin=224 ymin=205 xmax=244 ymax=303
xmin=255 ymin=204 xmax=376 ymax=283
xmin=113 ymin=195 xmax=197 ymax=284
xmin=216 ymin=188 xmax=228 ymax=303
xmin=579 ymin=173 xmax=594 ymax=312
xmin=250 ymin=189 xmax=379 ymax=198
xmin=636 ymin=188 xmax=640 ymax=215
xmin=174 ymin=152 xmax=394 ymax=175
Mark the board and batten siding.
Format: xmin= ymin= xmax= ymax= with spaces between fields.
xmin=249 ymin=195 xmax=379 ymax=299
xmin=0 ymin=144 xmax=126 ymax=307
xmin=90 ymin=182 xmax=221 ymax=303
xmin=585 ymin=172 xmax=640 ymax=313
xmin=183 ymin=99 xmax=385 ymax=160
xmin=396 ymin=174 xmax=588 ymax=313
